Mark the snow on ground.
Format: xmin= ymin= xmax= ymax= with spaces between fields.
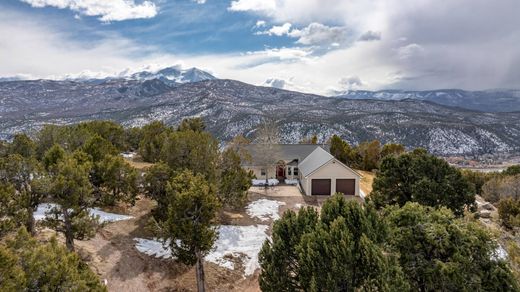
xmin=294 ymin=203 xmax=303 ymax=209
xmin=135 ymin=238 xmax=173 ymax=259
xmin=134 ymin=225 xmax=269 ymax=276
xmin=285 ymin=179 xmax=299 ymax=185
xmin=246 ymin=199 xmax=286 ymax=221
xmin=494 ymin=244 xmax=508 ymax=261
xmin=121 ymin=152 xmax=137 ymax=159
xmin=34 ymin=203 xmax=133 ymax=223
xmin=252 ymin=179 xmax=279 ymax=186
xmin=360 ymin=190 xmax=366 ymax=199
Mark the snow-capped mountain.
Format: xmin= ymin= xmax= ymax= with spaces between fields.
xmin=0 ymin=66 xmax=216 ymax=85
xmin=0 ymin=78 xmax=519 ymax=156
xmin=128 ymin=66 xmax=216 ymax=85
xmin=335 ymin=89 xmax=520 ymax=112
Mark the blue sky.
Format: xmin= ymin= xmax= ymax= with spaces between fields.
xmin=1 ymin=0 xmax=519 ymax=94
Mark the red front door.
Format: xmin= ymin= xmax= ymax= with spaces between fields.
xmin=276 ymin=165 xmax=285 ymax=179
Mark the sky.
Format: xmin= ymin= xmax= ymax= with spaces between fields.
xmin=1 ymin=0 xmax=519 ymax=95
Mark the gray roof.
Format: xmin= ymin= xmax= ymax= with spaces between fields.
xmin=241 ymin=144 xmax=329 ymax=166
xmin=298 ymin=147 xmax=335 ymax=176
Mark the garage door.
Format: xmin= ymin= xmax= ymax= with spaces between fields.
xmin=336 ymin=179 xmax=355 ymax=196
xmin=311 ymin=179 xmax=331 ymax=196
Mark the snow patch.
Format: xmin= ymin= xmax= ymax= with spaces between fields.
xmin=120 ymin=152 xmax=136 ymax=159
xmin=134 ymin=225 xmax=269 ymax=276
xmin=360 ymin=190 xmax=366 ymax=199
xmin=246 ymin=199 xmax=286 ymax=221
xmin=252 ymin=179 xmax=279 ymax=186
xmin=34 ymin=203 xmax=133 ymax=223
xmin=285 ymin=179 xmax=299 ymax=185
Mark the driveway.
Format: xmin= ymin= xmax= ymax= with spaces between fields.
xmin=248 ymin=185 xmax=303 ymax=197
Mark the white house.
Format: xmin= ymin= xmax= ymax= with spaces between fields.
xmin=241 ymin=144 xmax=361 ymax=196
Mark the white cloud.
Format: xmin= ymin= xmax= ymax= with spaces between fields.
xmin=257 ymin=22 xmax=350 ymax=46
xmin=254 ymin=20 xmax=266 ymax=28
xmin=192 ymin=0 xmax=206 ymax=3
xmin=228 ymin=0 xmax=276 ymax=12
xmin=288 ymin=23 xmax=349 ymax=45
xmin=19 ymin=0 xmax=158 ymax=22
xmin=358 ymin=31 xmax=381 ymax=41
xmin=258 ymin=23 xmax=292 ymax=36
xmin=397 ymin=43 xmax=424 ymax=59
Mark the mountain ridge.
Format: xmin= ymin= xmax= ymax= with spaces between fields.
xmin=0 ymin=78 xmax=519 ymax=156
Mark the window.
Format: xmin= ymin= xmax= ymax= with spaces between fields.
xmin=293 ymin=167 xmax=299 ymax=175
xmin=261 ymin=169 xmax=266 ymax=176
xmin=288 ymin=167 xmax=292 ymax=175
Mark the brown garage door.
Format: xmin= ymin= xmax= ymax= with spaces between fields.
xmin=311 ymin=179 xmax=331 ymax=195
xmin=336 ymin=179 xmax=355 ymax=196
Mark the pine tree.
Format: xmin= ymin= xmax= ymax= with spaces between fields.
xmin=95 ymin=155 xmax=138 ymax=206
xmin=0 ymin=183 xmax=18 ymax=237
xmin=156 ymin=170 xmax=220 ymax=292
xmin=9 ymin=134 xmax=36 ymax=158
xmin=0 ymin=154 xmax=50 ymax=235
xmin=144 ymin=162 xmax=173 ymax=220
xmin=178 ymin=117 xmax=206 ymax=133
xmin=138 ymin=121 xmax=172 ymax=162
xmin=218 ymin=148 xmax=253 ymax=209
xmin=384 ymin=202 xmax=519 ymax=291
xmin=259 ymin=194 xmax=408 ymax=291
xmin=0 ymin=228 xmax=106 ymax=291
xmin=160 ymin=130 xmax=219 ymax=183
xmin=82 ymin=134 xmax=118 ymax=163
xmin=372 ymin=149 xmax=475 ymax=216
xmin=44 ymin=156 xmax=98 ymax=251
xmin=42 ymin=144 xmax=66 ymax=172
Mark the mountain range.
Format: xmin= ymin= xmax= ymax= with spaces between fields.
xmin=0 ymin=67 xmax=519 ymax=156
xmin=335 ymin=89 xmax=520 ymax=112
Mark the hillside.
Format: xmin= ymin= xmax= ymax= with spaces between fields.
xmin=1 ymin=79 xmax=519 ymax=156
xmin=335 ymin=89 xmax=520 ymax=112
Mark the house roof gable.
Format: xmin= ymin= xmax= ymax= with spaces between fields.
xmin=299 ymin=147 xmax=362 ymax=178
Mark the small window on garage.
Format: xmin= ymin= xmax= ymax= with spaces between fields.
xmin=293 ymin=167 xmax=299 ymax=175
xmin=261 ymin=169 xmax=266 ymax=176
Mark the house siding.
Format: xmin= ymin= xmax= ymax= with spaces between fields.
xmin=302 ymin=159 xmax=360 ymax=196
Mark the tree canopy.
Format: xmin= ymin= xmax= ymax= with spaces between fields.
xmin=384 ymin=202 xmax=519 ymax=291
xmin=372 ymin=149 xmax=475 ymax=216
xmin=259 ymin=195 xmax=408 ymax=291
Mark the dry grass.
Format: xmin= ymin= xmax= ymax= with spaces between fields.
xmin=357 ymin=170 xmax=375 ymax=196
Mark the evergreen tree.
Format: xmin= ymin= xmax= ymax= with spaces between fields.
xmin=42 ymin=144 xmax=66 ymax=172
xmin=160 ymin=130 xmax=219 ymax=183
xmin=0 ymin=228 xmax=106 ymax=291
xmin=372 ymin=149 xmax=475 ymax=216
xmin=259 ymin=194 xmax=408 ymax=291
xmin=156 ymin=170 xmax=220 ymax=292
xmin=9 ymin=134 xmax=36 ymax=158
xmin=218 ymin=148 xmax=253 ymax=209
xmin=77 ymin=120 xmax=126 ymax=150
xmin=357 ymin=140 xmax=381 ymax=171
xmin=95 ymin=155 xmax=138 ymax=206
xmin=384 ymin=202 xmax=519 ymax=291
xmin=0 ymin=154 xmax=50 ymax=235
xmin=178 ymin=117 xmax=206 ymax=132
xmin=144 ymin=162 xmax=173 ymax=220
xmin=503 ymin=165 xmax=520 ymax=176
xmin=82 ymin=134 xmax=118 ymax=163
xmin=381 ymin=143 xmax=405 ymax=158
xmin=44 ymin=156 xmax=98 ymax=251
xmin=0 ymin=183 xmax=18 ymax=237
xmin=498 ymin=197 xmax=520 ymax=229
xmin=138 ymin=121 xmax=172 ymax=162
